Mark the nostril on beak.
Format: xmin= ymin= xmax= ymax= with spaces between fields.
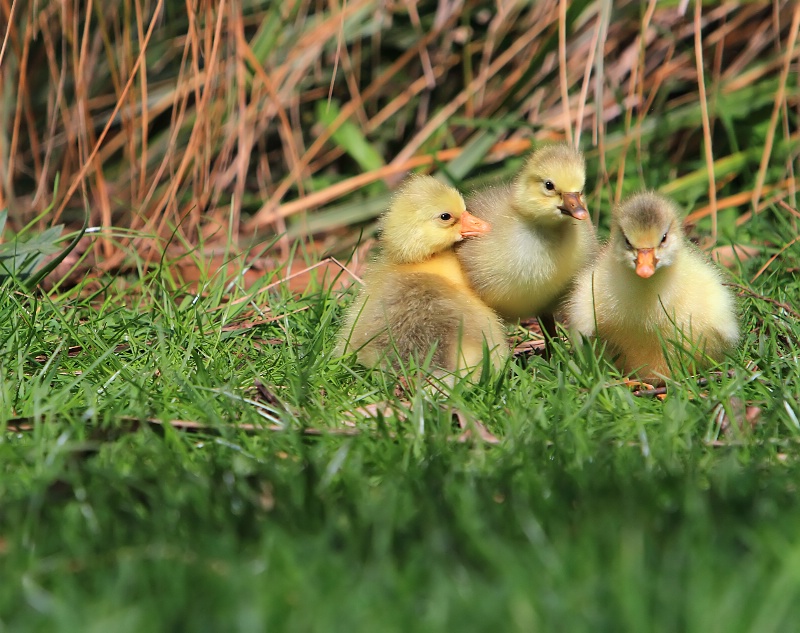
xmin=558 ymin=192 xmax=588 ymax=220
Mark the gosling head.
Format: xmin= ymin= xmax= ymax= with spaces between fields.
xmin=512 ymin=143 xmax=589 ymax=224
xmin=379 ymin=175 xmax=491 ymax=264
xmin=611 ymin=191 xmax=684 ymax=279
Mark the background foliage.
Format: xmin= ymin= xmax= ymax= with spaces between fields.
xmin=1 ymin=0 xmax=797 ymax=270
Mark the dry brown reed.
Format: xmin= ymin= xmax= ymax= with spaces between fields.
xmin=0 ymin=1 xmax=797 ymax=281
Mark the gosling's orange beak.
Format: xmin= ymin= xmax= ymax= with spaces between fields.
xmin=558 ymin=192 xmax=589 ymax=220
xmin=460 ymin=210 xmax=491 ymax=238
xmin=635 ymin=248 xmax=657 ymax=278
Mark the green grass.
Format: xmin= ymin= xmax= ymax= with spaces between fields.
xmin=3 ymin=1 xmax=799 ymax=629
xmin=1 ymin=206 xmax=799 ymax=631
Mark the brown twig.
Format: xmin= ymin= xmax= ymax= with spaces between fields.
xmin=253 ymin=137 xmax=533 ymax=225
xmin=4 ymin=415 xmax=361 ymax=437
xmin=558 ymin=0 xmax=573 ymax=145
xmin=750 ymin=234 xmax=800 ymax=283
xmin=693 ymin=0 xmax=718 ymax=246
xmin=632 ymin=370 xmax=739 ymax=398
xmin=686 ymin=179 xmax=794 ymax=224
xmin=52 ymin=0 xmax=165 ymax=224
xmin=728 ymin=282 xmax=800 ymax=320
xmin=751 ymin=2 xmax=800 ymax=213
xmin=0 ymin=0 xmax=17 ymax=69
xmin=778 ymin=199 xmax=800 ymax=221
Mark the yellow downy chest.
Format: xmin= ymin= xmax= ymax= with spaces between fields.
xmin=399 ymin=251 xmax=473 ymax=294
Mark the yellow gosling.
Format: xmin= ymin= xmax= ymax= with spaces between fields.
xmin=337 ymin=175 xmax=508 ymax=382
xmin=456 ymin=143 xmax=598 ymax=323
xmin=567 ymin=191 xmax=740 ymax=385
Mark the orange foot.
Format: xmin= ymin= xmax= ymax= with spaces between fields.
xmin=623 ymin=378 xmax=655 ymax=391
xmin=625 ymin=379 xmax=667 ymax=400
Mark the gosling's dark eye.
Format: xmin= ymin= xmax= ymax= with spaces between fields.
xmin=439 ymin=212 xmax=452 ymax=221
xmin=544 ymin=180 xmax=555 ymax=191
xmin=624 ymin=237 xmax=633 ymax=249
xmin=660 ymin=232 xmax=668 ymax=245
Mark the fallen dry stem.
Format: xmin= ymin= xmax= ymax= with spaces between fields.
xmin=632 ymin=369 xmax=738 ymax=398
xmin=729 ymin=282 xmax=800 ymax=320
